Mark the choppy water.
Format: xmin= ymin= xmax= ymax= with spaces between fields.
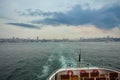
xmin=0 ymin=42 xmax=120 ymax=80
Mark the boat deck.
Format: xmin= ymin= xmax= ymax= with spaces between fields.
xmin=48 ymin=67 xmax=120 ymax=80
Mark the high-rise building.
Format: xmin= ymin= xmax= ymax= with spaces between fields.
xmin=37 ymin=36 xmax=39 ymax=41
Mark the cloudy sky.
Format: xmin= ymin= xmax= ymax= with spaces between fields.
xmin=0 ymin=0 xmax=120 ymax=39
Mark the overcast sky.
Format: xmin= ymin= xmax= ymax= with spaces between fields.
xmin=0 ymin=0 xmax=120 ymax=39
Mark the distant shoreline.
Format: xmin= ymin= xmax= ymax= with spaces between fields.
xmin=0 ymin=37 xmax=120 ymax=43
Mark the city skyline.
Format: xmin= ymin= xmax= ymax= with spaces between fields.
xmin=0 ymin=36 xmax=120 ymax=43
xmin=0 ymin=0 xmax=120 ymax=39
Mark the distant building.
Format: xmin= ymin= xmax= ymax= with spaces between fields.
xmin=37 ymin=36 xmax=39 ymax=41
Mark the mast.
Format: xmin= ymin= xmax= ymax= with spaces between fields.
xmin=79 ymin=49 xmax=81 ymax=62
xmin=76 ymin=49 xmax=82 ymax=67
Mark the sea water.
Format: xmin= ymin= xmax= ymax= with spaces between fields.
xmin=0 ymin=42 xmax=120 ymax=80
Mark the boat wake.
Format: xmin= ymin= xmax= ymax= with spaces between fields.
xmin=59 ymin=56 xmax=67 ymax=68
xmin=35 ymin=54 xmax=54 ymax=79
xmin=58 ymin=49 xmax=77 ymax=68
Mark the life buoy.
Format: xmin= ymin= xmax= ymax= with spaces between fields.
xmin=93 ymin=69 xmax=99 ymax=73
xmin=67 ymin=70 xmax=73 ymax=76
xmin=80 ymin=70 xmax=86 ymax=73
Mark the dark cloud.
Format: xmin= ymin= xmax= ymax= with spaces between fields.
xmin=6 ymin=23 xmax=40 ymax=29
xmin=21 ymin=4 xmax=120 ymax=29
xmin=92 ymin=5 xmax=120 ymax=29
xmin=19 ymin=9 xmax=55 ymax=17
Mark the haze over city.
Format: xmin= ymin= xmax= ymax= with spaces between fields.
xmin=0 ymin=0 xmax=120 ymax=39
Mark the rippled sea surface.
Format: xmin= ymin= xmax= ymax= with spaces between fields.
xmin=0 ymin=42 xmax=120 ymax=80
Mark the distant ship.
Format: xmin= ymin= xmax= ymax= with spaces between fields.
xmin=48 ymin=49 xmax=120 ymax=80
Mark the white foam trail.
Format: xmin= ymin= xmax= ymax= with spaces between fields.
xmin=38 ymin=54 xmax=54 ymax=78
xmin=38 ymin=65 xmax=49 ymax=78
xmin=59 ymin=56 xmax=67 ymax=68
xmin=48 ymin=55 xmax=53 ymax=62
xmin=58 ymin=52 xmax=77 ymax=68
